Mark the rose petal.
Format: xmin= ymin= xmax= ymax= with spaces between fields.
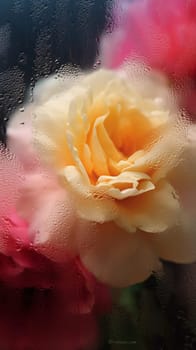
xmin=150 ymin=213 xmax=196 ymax=263
xmin=16 ymin=172 xmax=78 ymax=262
xmin=116 ymin=180 xmax=180 ymax=233
xmin=78 ymin=221 xmax=161 ymax=287
xmin=63 ymin=165 xmax=118 ymax=224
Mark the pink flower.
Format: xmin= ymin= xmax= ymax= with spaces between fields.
xmin=0 ymin=250 xmax=110 ymax=349
xmin=0 ymin=146 xmax=111 ymax=349
xmin=101 ymin=0 xmax=196 ymax=78
xmin=0 ymin=89 xmax=111 ymax=348
xmin=6 ymin=103 xmax=78 ymax=261
xmin=0 ymin=287 xmax=99 ymax=350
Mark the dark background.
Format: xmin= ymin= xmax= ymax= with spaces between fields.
xmin=0 ymin=0 xmax=112 ymax=141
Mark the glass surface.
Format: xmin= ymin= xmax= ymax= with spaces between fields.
xmin=0 ymin=1 xmax=196 ymax=349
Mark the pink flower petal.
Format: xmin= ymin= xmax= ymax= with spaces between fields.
xmin=101 ymin=0 xmax=196 ymax=77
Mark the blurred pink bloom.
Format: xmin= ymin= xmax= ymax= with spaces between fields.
xmin=101 ymin=0 xmax=196 ymax=119
xmin=101 ymin=0 xmax=196 ymax=78
xmin=6 ymin=103 xmax=79 ymax=261
xmin=0 ymin=146 xmax=111 ymax=349
xmin=0 ymin=251 xmax=110 ymax=349
xmin=0 ymin=95 xmax=111 ymax=349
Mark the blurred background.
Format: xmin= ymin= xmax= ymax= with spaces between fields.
xmin=0 ymin=1 xmax=196 ymax=349
xmin=0 ymin=0 xmax=112 ymax=141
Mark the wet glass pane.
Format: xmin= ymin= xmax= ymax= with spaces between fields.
xmin=0 ymin=1 xmax=196 ymax=349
